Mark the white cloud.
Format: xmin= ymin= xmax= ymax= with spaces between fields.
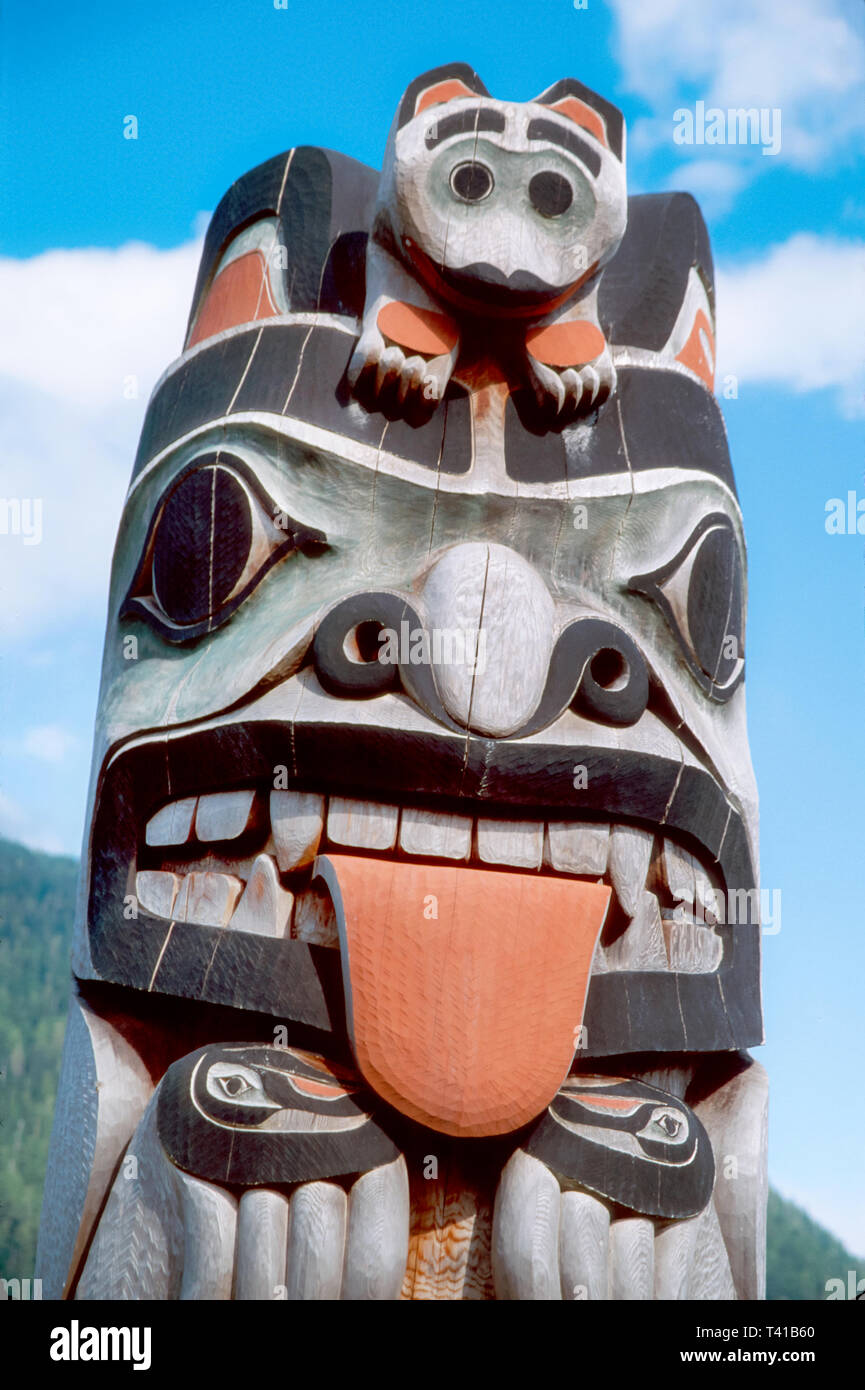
xmin=0 ymin=237 xmax=202 ymax=641
xmin=610 ymin=0 xmax=865 ymax=171
xmin=716 ymin=234 xmax=865 ymax=415
xmin=664 ymin=158 xmax=751 ymax=218
xmin=0 ymin=789 xmax=67 ymax=855
xmin=20 ymin=725 xmax=78 ymax=764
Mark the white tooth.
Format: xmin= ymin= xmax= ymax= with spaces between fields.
xmin=293 ymin=884 xmax=338 ymax=947
xmin=545 ymin=821 xmax=609 ymax=876
xmin=174 ymin=871 xmax=244 ymax=927
xmin=195 ymin=789 xmax=256 ymax=843
xmin=609 ymin=1217 xmax=654 ymax=1300
xmin=492 ymin=1150 xmax=561 ymax=1300
xmin=270 ymin=790 xmax=325 ymax=871
xmin=608 ymin=825 xmax=654 ymax=918
xmin=399 ymin=808 xmax=472 ymax=860
xmin=477 ymin=819 xmax=543 ymax=869
xmin=604 ymin=890 xmax=668 ymax=971
xmin=145 ymin=796 xmax=197 ymax=847
xmin=327 ymin=798 xmax=398 ymax=851
xmin=662 ymin=839 xmax=696 ymax=906
xmin=136 ymin=870 xmax=179 ymax=919
xmin=693 ymin=861 xmax=721 ymax=925
xmin=662 ymin=917 xmax=723 ymax=973
xmin=559 ymin=1191 xmax=610 ymax=1301
xmin=229 ymin=854 xmax=294 ymax=937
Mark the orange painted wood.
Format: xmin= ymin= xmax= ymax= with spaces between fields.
xmin=326 ymin=854 xmax=610 ymax=1137
xmin=675 ymin=308 xmax=715 ymax=389
xmin=416 ymin=79 xmax=480 ymax=114
xmin=187 ymin=251 xmax=278 ymax=348
xmin=549 ymin=96 xmax=608 ymax=148
xmin=526 ymin=319 xmax=606 ymax=368
xmin=377 ymin=300 xmax=458 ymax=356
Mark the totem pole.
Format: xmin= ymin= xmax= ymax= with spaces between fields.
xmin=38 ymin=63 xmax=767 ymax=1300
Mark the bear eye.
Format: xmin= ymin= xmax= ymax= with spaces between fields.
xmin=629 ymin=514 xmax=745 ymax=699
xmin=529 ymin=170 xmax=573 ymax=218
xmin=123 ymin=452 xmax=326 ymax=643
xmin=450 ymin=160 xmax=494 ymax=202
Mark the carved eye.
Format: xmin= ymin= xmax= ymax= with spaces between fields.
xmin=450 ymin=161 xmax=494 ymax=202
xmin=638 ymin=1106 xmax=688 ymax=1144
xmin=219 ymin=1073 xmax=252 ymax=1098
xmin=123 ymin=452 xmax=326 ymax=643
xmin=529 ymin=170 xmax=573 ymax=218
xmin=629 ymin=514 xmax=745 ymax=699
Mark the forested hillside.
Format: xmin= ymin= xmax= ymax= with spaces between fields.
xmin=0 ymin=836 xmax=859 ymax=1298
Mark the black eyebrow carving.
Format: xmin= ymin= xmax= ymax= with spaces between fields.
xmin=526 ymin=117 xmax=601 ymax=179
xmin=425 ymin=107 xmax=506 ymax=148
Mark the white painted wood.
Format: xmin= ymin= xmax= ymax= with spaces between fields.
xmin=608 ymin=824 xmax=654 ymax=918
xmin=229 ymin=854 xmax=293 ymax=937
xmin=38 ymin=999 xmax=154 ymax=1299
xmin=145 ymin=796 xmax=197 ymax=848
xmin=177 ymin=1170 xmax=238 ymax=1300
xmin=195 ymin=789 xmax=256 ymax=842
xmin=693 ymin=859 xmax=721 ymax=925
xmin=653 ymin=1216 xmax=699 ymax=1299
xmin=174 ymin=871 xmax=243 ymax=927
xmin=492 ymin=1150 xmax=561 ymax=1300
xmin=136 ymin=870 xmax=179 ymax=920
xmin=688 ymin=1198 xmax=737 ymax=1300
xmin=293 ymin=883 xmax=338 ymax=946
xmin=234 ymin=1188 xmax=289 ymax=1300
xmin=76 ymin=1094 xmax=181 ymax=1300
xmin=609 ymin=1216 xmax=654 ymax=1300
xmin=477 ymin=818 xmax=544 ymax=870
xmin=421 ymin=543 xmax=555 ymax=737
xmin=605 ymin=889 xmax=668 ymax=971
xmin=285 ymin=1182 xmax=347 ymax=1300
xmin=342 ymin=1157 xmax=410 ymax=1300
xmin=694 ymin=1057 xmax=769 ymax=1300
xmin=399 ymin=807 xmax=472 ymax=860
xmin=559 ymin=1190 xmax=610 ymax=1300
xmin=662 ymin=918 xmax=723 ymax=972
xmin=270 ymin=790 xmax=325 ymax=871
xmin=662 ymin=838 xmax=696 ymax=905
xmin=545 ymin=821 xmax=610 ymax=876
xmin=327 ymin=797 xmax=399 ymax=851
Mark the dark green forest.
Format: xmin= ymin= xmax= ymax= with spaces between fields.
xmin=0 ymin=835 xmax=859 ymax=1299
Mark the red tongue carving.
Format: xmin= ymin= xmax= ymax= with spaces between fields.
xmin=315 ymin=854 xmax=611 ymax=1138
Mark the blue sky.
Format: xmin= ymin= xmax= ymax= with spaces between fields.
xmin=1 ymin=0 xmax=864 ymax=1258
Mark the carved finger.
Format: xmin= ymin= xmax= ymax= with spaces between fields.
xmin=579 ymin=364 xmax=601 ymax=409
xmin=374 ymin=345 xmax=407 ymax=397
xmin=397 ymin=354 xmax=428 ymax=406
xmin=341 ymin=1157 xmax=410 ymax=1300
xmin=492 ymin=1150 xmax=562 ymax=1300
xmin=687 ymin=1198 xmax=737 ymax=1299
xmin=560 ymin=368 xmax=584 ymax=420
xmin=176 ymin=1169 xmax=237 ymax=1300
xmin=559 ymin=1189 xmax=610 ymax=1300
xmin=609 ymin=1216 xmax=654 ymax=1300
xmin=284 ymin=1181 xmax=347 ymax=1300
xmin=234 ymin=1188 xmax=289 ymax=1300
xmin=346 ymin=334 xmax=382 ymax=390
xmin=653 ymin=1214 xmax=699 ymax=1299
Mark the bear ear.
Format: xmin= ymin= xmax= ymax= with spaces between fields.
xmin=396 ymin=63 xmax=490 ymax=129
xmin=532 ymin=78 xmax=624 ymax=160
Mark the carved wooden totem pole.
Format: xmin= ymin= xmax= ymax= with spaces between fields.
xmin=38 ymin=64 xmax=767 ymax=1300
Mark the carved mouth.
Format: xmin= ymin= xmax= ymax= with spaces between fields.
xmin=135 ymin=787 xmax=724 ymax=976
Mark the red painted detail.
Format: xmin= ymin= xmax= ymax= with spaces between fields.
xmin=548 ymin=96 xmax=608 ymax=148
xmin=526 ymin=319 xmax=606 ymax=368
xmin=675 ymin=308 xmax=715 ymax=389
xmin=377 ymin=300 xmax=458 ymax=356
xmin=286 ymin=1074 xmax=360 ymax=1101
xmin=327 ymin=853 xmax=610 ymax=1138
xmin=565 ymin=1091 xmax=643 ymax=1115
xmin=187 ymin=250 xmax=278 ymax=348
xmin=416 ymin=79 xmax=480 ymax=115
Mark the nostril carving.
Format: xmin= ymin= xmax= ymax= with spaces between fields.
xmin=590 ymin=648 xmax=629 ymax=692
xmin=344 ymin=620 xmax=386 ymax=664
xmin=528 ymin=170 xmax=573 ymax=218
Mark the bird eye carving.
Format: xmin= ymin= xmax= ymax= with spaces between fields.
xmin=629 ymin=514 xmax=745 ymax=700
xmin=123 ymin=451 xmax=326 ymax=643
xmin=638 ymin=1105 xmax=688 ymax=1144
xmin=219 ymin=1073 xmax=252 ymax=1098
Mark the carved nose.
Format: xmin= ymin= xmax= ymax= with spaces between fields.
xmin=422 ymin=543 xmax=555 ymax=737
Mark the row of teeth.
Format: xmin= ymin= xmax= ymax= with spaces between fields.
xmin=135 ymin=790 xmax=723 ymax=973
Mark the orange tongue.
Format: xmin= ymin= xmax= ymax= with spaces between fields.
xmin=315 ymin=854 xmax=610 ymax=1138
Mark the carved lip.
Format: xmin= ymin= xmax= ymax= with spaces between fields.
xmin=83 ymin=718 xmax=761 ymax=1056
